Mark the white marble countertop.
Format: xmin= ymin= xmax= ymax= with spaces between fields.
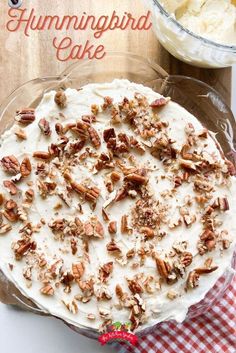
xmin=0 ymin=66 xmax=235 ymax=353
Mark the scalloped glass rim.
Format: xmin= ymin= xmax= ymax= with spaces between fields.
xmin=0 ymin=52 xmax=235 ymax=339
xmin=152 ymin=0 xmax=236 ymax=51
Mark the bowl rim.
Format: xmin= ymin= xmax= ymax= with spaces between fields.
xmin=0 ymin=51 xmax=234 ymax=122
xmin=152 ymin=0 xmax=236 ymax=52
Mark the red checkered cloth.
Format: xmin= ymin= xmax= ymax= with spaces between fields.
xmin=114 ymin=275 xmax=236 ymax=353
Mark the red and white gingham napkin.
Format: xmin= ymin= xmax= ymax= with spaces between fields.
xmin=114 ymin=275 xmax=236 ymax=353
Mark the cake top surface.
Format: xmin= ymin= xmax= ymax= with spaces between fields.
xmin=0 ymin=79 xmax=235 ymax=332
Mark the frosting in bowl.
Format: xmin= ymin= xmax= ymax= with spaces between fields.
xmin=160 ymin=0 xmax=236 ymax=45
xmin=0 ymin=79 xmax=235 ymax=332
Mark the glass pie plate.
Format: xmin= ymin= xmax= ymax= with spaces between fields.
xmin=0 ymin=52 xmax=235 ymax=339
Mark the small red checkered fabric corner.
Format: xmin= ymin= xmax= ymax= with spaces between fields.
xmin=114 ymin=276 xmax=236 ymax=353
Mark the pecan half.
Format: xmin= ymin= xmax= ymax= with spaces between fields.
xmin=3 ymin=180 xmax=18 ymax=195
xmin=155 ymin=257 xmax=171 ymax=279
xmin=1 ymin=155 xmax=20 ymax=175
xmin=88 ymin=127 xmax=101 ymax=149
xmin=20 ymin=157 xmax=32 ymax=177
xmin=15 ymin=108 xmax=35 ymax=124
xmin=38 ymin=118 xmax=51 ymax=136
xmin=127 ymin=279 xmax=143 ymax=294
xmin=54 ymin=90 xmax=67 ymax=108
xmin=33 ymin=151 xmax=51 ymax=160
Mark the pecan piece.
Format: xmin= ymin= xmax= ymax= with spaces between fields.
xmin=15 ymin=108 xmax=35 ymax=124
xmin=40 ymin=284 xmax=54 ymax=296
xmin=3 ymin=180 xmax=18 ymax=195
xmin=99 ymin=262 xmax=113 ymax=283
xmin=115 ymin=284 xmax=125 ymax=300
xmin=0 ymin=223 xmax=12 ymax=234
xmin=195 ymin=266 xmax=218 ymax=274
xmin=88 ymin=127 xmax=101 ymax=149
xmin=106 ymin=240 xmax=122 ymax=255
xmin=84 ymin=217 xmax=104 ymax=238
xmin=186 ymin=270 xmax=200 ymax=289
xmin=108 ymin=221 xmax=117 ymax=234
xmin=14 ymin=240 xmax=37 ymax=260
xmin=20 ymin=157 xmax=32 ymax=177
xmin=1 ymin=155 xmax=20 ymax=175
xmin=127 ymin=279 xmax=143 ymax=294
xmin=140 ymin=227 xmax=154 ymax=239
xmin=103 ymin=128 xmax=116 ymax=142
xmin=150 ymin=97 xmax=169 ymax=108
xmin=72 ymin=262 xmax=85 ymax=282
xmin=33 ymin=151 xmax=51 ymax=160
xmin=180 ymin=252 xmax=193 ymax=267
xmin=54 ymin=90 xmax=67 ymax=108
xmin=14 ymin=128 xmax=27 ymax=140
xmin=124 ymin=173 xmax=147 ymax=185
xmin=155 ymin=257 xmax=171 ymax=279
xmin=38 ymin=118 xmax=51 ymax=136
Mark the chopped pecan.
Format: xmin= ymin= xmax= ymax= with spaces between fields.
xmin=3 ymin=180 xmax=18 ymax=195
xmin=3 ymin=209 xmax=18 ymax=222
xmin=40 ymin=284 xmax=54 ymax=296
xmin=110 ymin=171 xmax=121 ymax=183
xmin=54 ymin=90 xmax=67 ymax=108
xmin=106 ymin=240 xmax=122 ymax=255
xmin=0 ymin=223 xmax=12 ymax=234
xmin=62 ymin=300 xmax=78 ymax=314
xmin=126 ymin=248 xmax=136 ymax=258
xmin=186 ymin=270 xmax=200 ymax=289
xmin=127 ymin=279 xmax=143 ymax=294
xmin=72 ymin=262 xmax=85 ymax=282
xmin=121 ymin=215 xmax=132 ymax=234
xmin=225 ymin=160 xmax=236 ymax=176
xmin=88 ymin=127 xmax=101 ymax=149
xmin=194 ymin=178 xmax=213 ymax=193
xmin=180 ymin=252 xmax=193 ymax=267
xmin=115 ymin=284 xmax=125 ymax=300
xmin=14 ymin=128 xmax=27 ymax=140
xmin=70 ymin=181 xmax=100 ymax=204
xmin=108 ymin=221 xmax=117 ymax=234
xmin=38 ymin=118 xmax=51 ymax=136
xmin=82 ymin=114 xmax=96 ymax=124
xmin=15 ymin=108 xmax=35 ymax=124
xmin=99 ymin=262 xmax=113 ymax=283
xmin=181 ymin=144 xmax=193 ymax=160
xmin=20 ymin=157 xmax=32 ymax=177
xmin=33 ymin=151 xmax=51 ymax=160
xmin=14 ymin=239 xmax=37 ymax=260
xmin=1 ymin=155 xmax=20 ymax=175
xmin=211 ymin=197 xmax=229 ymax=211
xmin=84 ymin=217 xmax=104 ymax=238
xmin=150 ymin=97 xmax=169 ymax=108
xmin=103 ymin=128 xmax=116 ymax=142
xmin=124 ymin=173 xmax=147 ymax=185
xmin=140 ymin=227 xmax=154 ymax=239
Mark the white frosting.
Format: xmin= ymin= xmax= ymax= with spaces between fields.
xmin=161 ymin=0 xmax=236 ymax=45
xmin=0 ymin=79 xmax=235 ymax=331
xmin=144 ymin=0 xmax=236 ymax=68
